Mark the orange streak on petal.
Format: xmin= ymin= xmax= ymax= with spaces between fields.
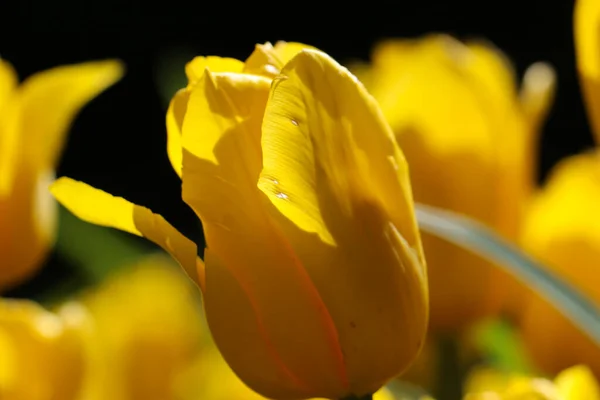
xmin=225 ymin=255 xmax=312 ymax=395
xmin=269 ymin=218 xmax=350 ymax=391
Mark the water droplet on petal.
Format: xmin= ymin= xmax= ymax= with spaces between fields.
xmin=291 ymin=119 xmax=299 ymax=126
xmin=275 ymin=192 xmax=288 ymax=200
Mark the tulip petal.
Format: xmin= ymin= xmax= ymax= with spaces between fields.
xmin=181 ymin=69 xmax=349 ymax=397
xmin=244 ymin=41 xmax=318 ymax=78
xmin=167 ymin=57 xmax=246 ymax=177
xmin=0 ymin=60 xmax=123 ymax=195
xmin=0 ymin=61 xmax=17 ymax=191
xmin=0 ymin=59 xmax=17 ymax=112
xmin=555 ymin=365 xmax=600 ymax=400
xmin=576 ymin=0 xmax=600 ymax=143
xmin=520 ymin=62 xmax=556 ymax=131
xmin=22 ymin=60 xmax=123 ymax=169
xmin=521 ymin=151 xmax=600 ymax=260
xmin=462 ymin=41 xmax=535 ymax=239
xmin=166 ymin=89 xmax=189 ymax=177
xmin=185 ymin=56 xmax=244 ymax=86
xmin=258 ymin=49 xmax=427 ymax=394
xmin=259 ymin=49 xmax=422 ymax=260
xmin=0 ymin=299 xmax=85 ymax=400
xmin=50 ymin=177 xmax=203 ymax=289
xmin=203 ymin=248 xmax=309 ymax=399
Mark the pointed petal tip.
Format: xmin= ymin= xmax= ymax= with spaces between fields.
xmin=523 ymin=61 xmax=557 ymax=95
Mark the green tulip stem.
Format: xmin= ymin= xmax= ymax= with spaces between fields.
xmin=436 ymin=335 xmax=464 ymax=400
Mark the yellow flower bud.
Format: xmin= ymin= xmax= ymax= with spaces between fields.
xmin=0 ymin=59 xmax=123 ymax=290
xmin=51 ymin=41 xmax=428 ymax=399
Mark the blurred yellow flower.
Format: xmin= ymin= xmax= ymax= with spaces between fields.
xmin=353 ymin=34 xmax=555 ymax=331
xmin=575 ymin=0 xmax=600 ymax=144
xmin=50 ymin=41 xmax=429 ymax=399
xmin=463 ymin=364 xmax=600 ymax=400
xmin=70 ymin=255 xmax=205 ymax=400
xmin=518 ymin=151 xmax=600 ymax=376
xmin=514 ymin=0 xmax=600 ymax=378
xmin=0 ymin=256 xmax=204 ymax=400
xmin=0 ymin=59 xmax=123 ymax=290
xmin=0 ymin=299 xmax=85 ymax=400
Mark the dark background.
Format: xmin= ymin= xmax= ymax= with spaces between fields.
xmin=1 ymin=0 xmax=591 ymax=296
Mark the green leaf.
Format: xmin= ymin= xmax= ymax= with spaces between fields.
xmin=56 ymin=205 xmax=150 ymax=282
xmin=415 ymin=203 xmax=600 ymax=347
xmin=470 ymin=318 xmax=535 ymax=374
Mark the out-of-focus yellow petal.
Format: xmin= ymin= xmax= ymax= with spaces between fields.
xmin=519 ymin=150 xmax=600 ymax=376
xmin=0 ymin=167 xmax=58 ymax=290
xmin=372 ymin=387 xmax=397 ymax=400
xmin=362 ymin=34 xmax=544 ymax=330
xmin=367 ymin=37 xmax=504 ymax=330
xmin=460 ymin=40 xmax=544 ymax=320
xmin=521 ymin=150 xmax=600 ymax=252
xmin=464 ymin=366 xmax=600 ymax=400
xmin=503 ymin=377 xmax=559 ymax=399
xmin=166 ymin=89 xmax=190 ymax=177
xmin=554 ymin=365 xmax=600 ymax=400
xmin=0 ymin=59 xmax=17 ymax=112
xmin=0 ymin=300 xmax=85 ymax=400
xmin=0 ymin=60 xmax=123 ymax=195
xmin=575 ymin=0 xmax=600 ymax=143
xmin=73 ymin=257 xmax=204 ymax=400
xmin=0 ymin=60 xmax=122 ymax=290
xmin=0 ymin=59 xmax=18 ymax=194
xmin=181 ymin=69 xmax=349 ymax=398
xmin=49 ymin=177 xmax=203 ymax=288
xmin=243 ymin=41 xmax=317 ymax=78
xmin=258 ymin=49 xmax=427 ymax=396
xmin=463 ymin=366 xmax=515 ymax=395
xmin=460 ymin=40 xmax=533 ymax=239
xmin=520 ymin=62 xmax=556 ymax=132
xmin=185 ymin=56 xmax=244 ymax=86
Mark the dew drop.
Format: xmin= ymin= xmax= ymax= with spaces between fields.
xmin=275 ymin=192 xmax=289 ymax=200
xmin=291 ymin=119 xmax=299 ymax=126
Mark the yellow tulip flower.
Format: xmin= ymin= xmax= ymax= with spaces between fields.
xmin=51 ymin=41 xmax=429 ymax=399
xmin=513 ymin=0 xmax=600 ymax=378
xmin=463 ymin=365 xmax=600 ymax=400
xmin=70 ymin=255 xmax=205 ymax=400
xmin=353 ymin=34 xmax=555 ymax=331
xmin=0 ymin=59 xmax=123 ymax=290
xmin=575 ymin=0 xmax=600 ymax=144
xmin=518 ymin=150 xmax=600 ymax=376
xmin=0 ymin=299 xmax=85 ymax=400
